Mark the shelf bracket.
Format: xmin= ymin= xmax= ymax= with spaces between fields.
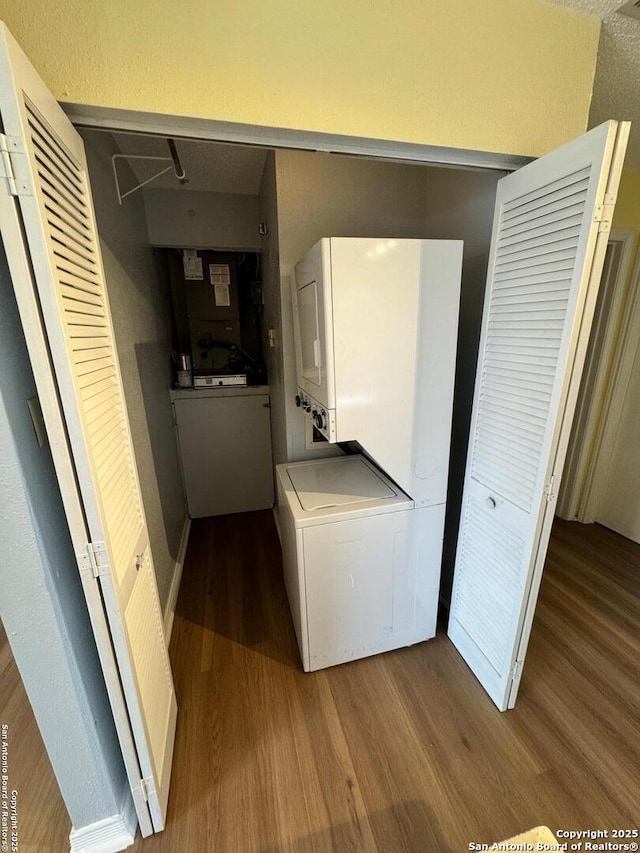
xmin=111 ymin=154 xmax=175 ymax=204
xmin=111 ymin=139 xmax=187 ymax=205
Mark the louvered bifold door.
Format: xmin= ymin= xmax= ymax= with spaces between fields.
xmin=0 ymin=24 xmax=176 ymax=833
xmin=448 ymin=121 xmax=629 ymax=712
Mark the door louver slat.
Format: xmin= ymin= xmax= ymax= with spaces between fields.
xmin=476 ymin=409 xmax=546 ymax=444
xmin=49 ymin=221 xmax=95 ymax=258
xmin=472 ymin=441 xmax=542 ymax=478
xmin=482 ymin=377 xmax=552 ymax=404
xmin=493 ymin=265 xmax=575 ymax=285
xmin=498 ymin=229 xmax=582 ymax=261
xmin=492 ymin=291 xmax=569 ymax=306
xmin=31 ymin=139 xmax=87 ymax=199
xmin=500 ymin=183 xmax=590 ymax=227
xmin=60 ymin=283 xmax=104 ymax=307
xmin=3 ymin=28 xmax=177 ymax=835
xmin=38 ymin=167 xmax=91 ymax=222
xmin=26 ymin=103 xmax=83 ymax=176
xmin=453 ymin=502 xmax=526 ymax=673
xmin=482 ymin=365 xmax=556 ymax=391
xmin=50 ymin=237 xmax=99 ymax=273
xmin=45 ymin=205 xmax=94 ymax=251
xmin=469 ymin=158 xmax=585 ymax=510
xmin=76 ymin=356 xmax=114 ymax=377
xmin=499 ymin=208 xmax=584 ymax=242
xmin=495 ymin=247 xmax=577 ymax=274
xmin=90 ymin=414 xmax=126 ymax=451
xmin=501 ymin=166 xmax=591 ymax=214
xmin=41 ymin=184 xmax=92 ymax=232
xmin=63 ymin=301 xmax=106 ymax=320
xmin=25 ymin=97 xmax=143 ymax=585
xmin=473 ymin=425 xmax=541 ymax=459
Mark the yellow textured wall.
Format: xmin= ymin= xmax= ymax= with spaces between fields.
xmin=613 ymin=169 xmax=640 ymax=232
xmin=0 ymin=0 xmax=599 ymax=157
xmin=612 ymin=169 xmax=640 ymax=304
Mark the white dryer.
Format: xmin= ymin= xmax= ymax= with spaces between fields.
xmin=276 ymin=454 xmax=444 ymax=672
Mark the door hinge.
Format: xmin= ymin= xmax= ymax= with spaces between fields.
xmin=139 ymin=776 xmax=154 ymax=803
xmin=544 ymin=474 xmax=557 ymax=504
xmin=0 ymin=134 xmax=31 ymax=197
xmin=594 ymin=192 xmax=616 ymax=234
xmin=78 ymin=541 xmax=110 ymax=579
xmin=511 ymin=659 xmax=524 ymax=684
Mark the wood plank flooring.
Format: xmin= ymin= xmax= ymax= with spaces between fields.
xmin=2 ymin=515 xmax=638 ymax=851
xmin=130 ymin=514 xmax=640 ymax=853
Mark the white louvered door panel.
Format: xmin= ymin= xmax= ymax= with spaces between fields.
xmin=0 ymin=25 xmax=176 ymax=834
xmin=449 ymin=121 xmax=629 ymax=711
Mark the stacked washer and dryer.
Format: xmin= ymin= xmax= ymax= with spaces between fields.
xmin=276 ymin=237 xmax=462 ymax=672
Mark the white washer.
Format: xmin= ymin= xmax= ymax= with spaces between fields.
xmin=276 ymin=455 xmax=444 ymax=672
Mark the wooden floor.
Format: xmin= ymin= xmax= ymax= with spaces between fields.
xmin=3 ymin=516 xmax=639 ymax=851
xmin=130 ymin=514 xmax=640 ymax=853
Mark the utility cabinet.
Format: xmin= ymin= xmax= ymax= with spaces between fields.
xmin=171 ymin=386 xmax=274 ymax=518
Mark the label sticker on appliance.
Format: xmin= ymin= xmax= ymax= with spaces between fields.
xmin=214 ymin=283 xmax=231 ymax=306
xmin=209 ymin=264 xmax=231 ymax=285
xmin=183 ymin=250 xmax=204 ymax=280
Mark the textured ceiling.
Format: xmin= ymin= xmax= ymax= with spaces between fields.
xmin=111 ymin=133 xmax=268 ymax=194
xmin=547 ymin=0 xmax=640 ymax=166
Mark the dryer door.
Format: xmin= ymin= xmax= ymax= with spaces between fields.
xmin=296 ymin=279 xmax=322 ymax=386
xmin=293 ymin=238 xmax=335 ymax=409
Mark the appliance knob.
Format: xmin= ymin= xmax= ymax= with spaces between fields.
xmin=295 ymin=394 xmax=301 ymax=407
xmin=303 ymin=401 xmax=310 ymax=412
xmin=314 ymin=412 xmax=323 ymax=428
xmin=311 ymin=409 xmax=318 ymax=420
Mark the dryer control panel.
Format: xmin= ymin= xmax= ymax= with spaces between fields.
xmin=295 ymin=388 xmax=336 ymax=443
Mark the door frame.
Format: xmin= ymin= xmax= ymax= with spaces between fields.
xmin=557 ymin=229 xmax=640 ymax=522
xmin=581 ymin=242 xmax=640 ymax=521
xmin=1 ymin=98 xmax=523 ymax=833
xmin=68 ymin=105 xmax=629 ymax=710
xmin=62 ymin=103 xmax=529 ymax=173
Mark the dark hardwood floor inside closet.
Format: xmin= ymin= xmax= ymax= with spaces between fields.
xmin=130 ymin=514 xmax=640 ymax=853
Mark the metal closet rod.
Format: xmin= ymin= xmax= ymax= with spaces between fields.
xmin=167 ymin=138 xmax=186 ymax=182
xmin=111 ymin=138 xmax=188 ymax=204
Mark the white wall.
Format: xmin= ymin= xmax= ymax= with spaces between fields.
xmin=82 ymin=130 xmax=188 ymax=613
xmin=143 ymin=188 xmax=260 ymax=250
xmin=0 ymin=243 xmax=129 ymax=835
xmin=274 ymin=150 xmax=503 ymax=599
xmin=595 ymin=336 xmax=640 ymax=542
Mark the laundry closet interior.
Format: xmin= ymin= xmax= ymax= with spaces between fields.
xmin=3 ymin=51 xmax=627 ymax=837
xmin=86 ymin=125 xmax=505 ymax=637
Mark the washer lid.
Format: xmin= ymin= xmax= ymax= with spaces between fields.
xmin=288 ymin=455 xmax=397 ymax=510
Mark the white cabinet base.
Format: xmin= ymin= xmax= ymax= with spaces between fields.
xmin=174 ymin=391 xmax=274 ymax=517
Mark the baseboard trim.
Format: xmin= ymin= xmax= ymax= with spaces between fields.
xmin=69 ymin=794 xmax=137 ymax=852
xmin=163 ymin=514 xmax=191 ymax=644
